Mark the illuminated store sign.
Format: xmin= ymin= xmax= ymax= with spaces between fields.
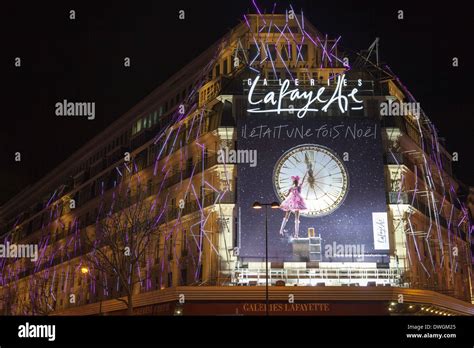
xmin=247 ymin=74 xmax=364 ymax=118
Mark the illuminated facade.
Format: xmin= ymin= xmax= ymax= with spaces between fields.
xmin=0 ymin=11 xmax=472 ymax=316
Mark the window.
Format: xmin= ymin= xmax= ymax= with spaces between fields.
xmin=198 ymin=265 xmax=203 ymax=282
xmin=156 ymin=276 xmax=160 ymax=289
xmin=168 ymin=234 xmax=174 ymax=261
xmin=90 ymin=182 xmax=95 ymax=199
xmin=223 ymin=58 xmax=228 ymax=75
xmin=147 ymin=179 xmax=152 ymax=196
xmin=167 ymin=272 xmax=173 ymax=287
xmin=249 ymin=44 xmax=259 ymax=61
xmin=266 ymin=44 xmax=277 ymax=61
xmin=281 ymin=44 xmax=292 ymax=61
xmin=267 ymin=71 xmax=279 ymax=80
xmin=186 ymin=158 xmax=193 ymax=171
xmin=300 ymin=44 xmax=308 ymax=61
xmin=180 ymin=269 xmax=187 ymax=285
xmin=136 ymin=119 xmax=142 ymax=133
xmin=215 ymin=64 xmax=220 ymax=77
xmin=181 ymin=229 xmax=187 ymax=255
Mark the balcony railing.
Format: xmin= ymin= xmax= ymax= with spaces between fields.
xmin=387 ymin=192 xmax=465 ymax=235
xmin=384 ymin=152 xmax=454 ymax=205
xmin=232 ymin=267 xmax=400 ymax=287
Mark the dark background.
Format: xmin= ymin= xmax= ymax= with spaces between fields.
xmin=2 ymin=0 xmax=472 ymax=205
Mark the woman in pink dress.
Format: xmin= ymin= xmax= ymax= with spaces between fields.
xmin=279 ymin=175 xmax=307 ymax=238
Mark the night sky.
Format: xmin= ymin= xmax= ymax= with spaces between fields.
xmin=2 ymin=0 xmax=472 ymax=205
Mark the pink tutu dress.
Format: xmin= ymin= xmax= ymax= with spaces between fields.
xmin=280 ymin=186 xmax=307 ymax=211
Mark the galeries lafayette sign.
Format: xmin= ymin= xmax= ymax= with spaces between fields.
xmin=246 ymin=74 xmax=364 ymax=118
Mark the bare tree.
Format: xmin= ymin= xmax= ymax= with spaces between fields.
xmin=23 ymin=268 xmax=58 ymax=315
xmin=0 ymin=234 xmax=19 ymax=315
xmin=84 ymin=178 xmax=162 ymax=315
xmin=0 ymin=283 xmax=18 ymax=315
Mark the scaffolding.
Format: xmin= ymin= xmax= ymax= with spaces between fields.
xmin=385 ymin=67 xmax=472 ymax=301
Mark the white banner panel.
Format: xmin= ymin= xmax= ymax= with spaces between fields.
xmin=372 ymin=212 xmax=389 ymax=250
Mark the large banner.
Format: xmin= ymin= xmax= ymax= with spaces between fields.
xmin=236 ymin=78 xmax=389 ymax=263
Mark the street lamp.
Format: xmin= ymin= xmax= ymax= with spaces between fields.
xmin=252 ymin=201 xmax=279 ymax=316
xmin=80 ymin=266 xmax=103 ymax=315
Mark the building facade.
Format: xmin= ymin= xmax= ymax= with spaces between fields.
xmin=0 ymin=12 xmax=473 ymax=316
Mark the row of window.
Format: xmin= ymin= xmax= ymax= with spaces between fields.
xmin=132 ymin=110 xmax=159 ymax=136
xmin=74 ymin=76 xmax=206 ymax=176
xmin=264 ymin=69 xmax=337 ymax=82
xmin=131 ymin=74 xmax=209 ymax=137
xmin=16 ymin=112 xmax=221 ymax=242
xmin=10 ymin=267 xmax=193 ymax=313
xmin=249 ymin=43 xmax=309 ymax=63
